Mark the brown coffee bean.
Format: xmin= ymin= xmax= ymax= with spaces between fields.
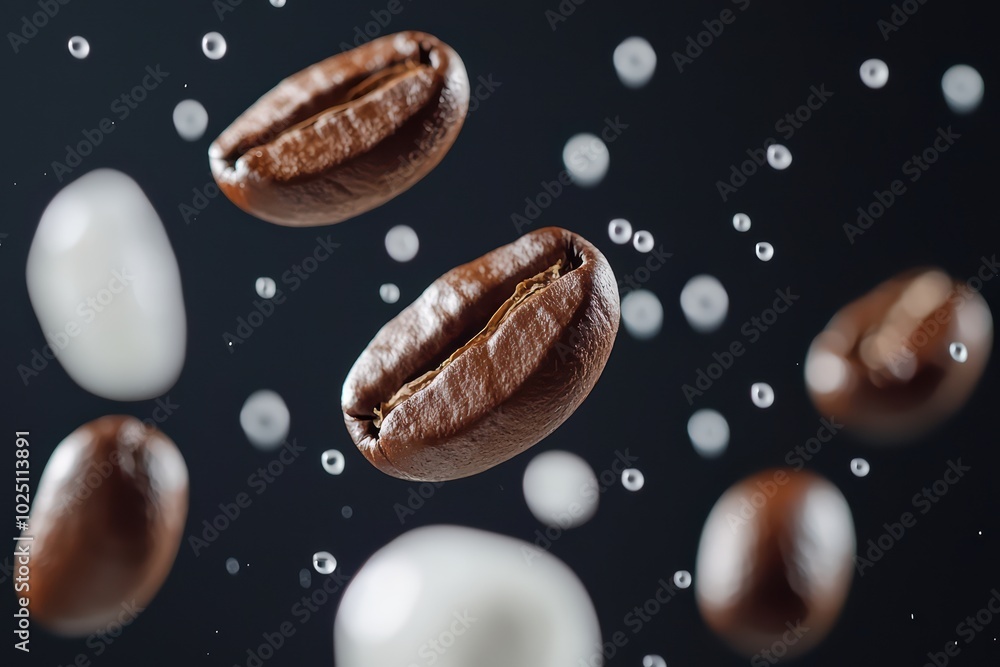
xmin=21 ymin=416 xmax=189 ymax=637
xmin=804 ymin=268 xmax=993 ymax=442
xmin=695 ymin=469 xmax=855 ymax=660
xmin=342 ymin=227 xmax=620 ymax=481
xmin=209 ymin=31 xmax=469 ymax=227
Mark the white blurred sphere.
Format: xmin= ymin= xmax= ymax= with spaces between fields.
xmin=334 ymin=525 xmax=602 ymax=667
xmin=859 ymin=59 xmax=889 ymax=89
xmin=621 ymin=290 xmax=663 ymax=340
xmin=523 ymin=450 xmax=599 ymax=529
xmin=687 ymin=409 xmax=730 ymax=459
xmin=613 ymin=37 xmax=657 ymax=89
xmin=239 ymin=389 xmax=290 ymax=450
xmin=680 ymin=275 xmax=729 ymax=333
xmin=385 ymin=225 xmax=419 ymax=262
xmin=563 ymin=133 xmax=609 ymax=187
xmin=173 ymin=99 xmax=209 ymax=141
xmin=942 ymin=64 xmax=984 ymax=114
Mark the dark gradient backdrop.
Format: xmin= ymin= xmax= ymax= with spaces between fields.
xmin=2 ymin=0 xmax=1000 ymax=665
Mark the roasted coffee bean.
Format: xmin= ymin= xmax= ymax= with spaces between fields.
xmin=209 ymin=31 xmax=469 ymax=227
xmin=342 ymin=227 xmax=620 ymax=482
xmin=21 ymin=416 xmax=189 ymax=637
xmin=695 ymin=469 xmax=855 ymax=660
xmin=804 ymin=268 xmax=993 ymax=442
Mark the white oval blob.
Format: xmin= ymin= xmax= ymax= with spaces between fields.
xmin=255 ymin=276 xmax=276 ymax=299
xmin=313 ymin=551 xmax=337 ymax=574
xmin=750 ymin=382 xmax=775 ymax=408
xmin=321 ymin=449 xmax=346 ymax=475
xmin=632 ymin=230 xmax=654 ymax=253
xmin=613 ymin=36 xmax=657 ymax=89
xmin=621 ymin=289 xmax=663 ymax=340
xmin=804 ymin=347 xmax=849 ymax=395
xmin=755 ymin=242 xmax=775 ymax=262
xmin=385 ymin=225 xmax=419 ymax=262
xmin=334 ymin=525 xmax=602 ymax=667
xmin=732 ymin=213 xmax=751 ymax=232
xmin=859 ymin=59 xmax=889 ymax=89
xmin=26 ymin=169 xmax=187 ymax=401
xmin=687 ymin=409 xmax=730 ymax=459
xmin=563 ymin=133 xmax=609 ymax=187
xmin=202 ymin=32 xmax=227 ymax=60
xmin=172 ymin=99 xmax=209 ymax=141
xmin=68 ymin=36 xmax=90 ymax=59
xmin=608 ymin=218 xmax=633 ymax=244
xmin=941 ymin=64 xmax=984 ymax=114
xmin=523 ymin=450 xmax=599 ymax=529
xmin=766 ymin=144 xmax=792 ymax=170
xmin=621 ymin=468 xmax=645 ymax=491
xmin=239 ymin=389 xmax=290 ymax=450
xmin=680 ymin=274 xmax=729 ymax=333
xmin=379 ymin=283 xmax=401 ymax=304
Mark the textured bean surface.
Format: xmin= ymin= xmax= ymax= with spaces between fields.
xmin=342 ymin=227 xmax=620 ymax=481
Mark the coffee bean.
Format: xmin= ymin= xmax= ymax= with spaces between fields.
xmin=342 ymin=227 xmax=620 ymax=481
xmin=209 ymin=31 xmax=469 ymax=227
xmin=695 ymin=469 xmax=855 ymax=659
xmin=804 ymin=268 xmax=993 ymax=442
xmin=21 ymin=416 xmax=189 ymax=637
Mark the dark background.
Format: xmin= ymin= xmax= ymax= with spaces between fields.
xmin=3 ymin=0 xmax=999 ymax=665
